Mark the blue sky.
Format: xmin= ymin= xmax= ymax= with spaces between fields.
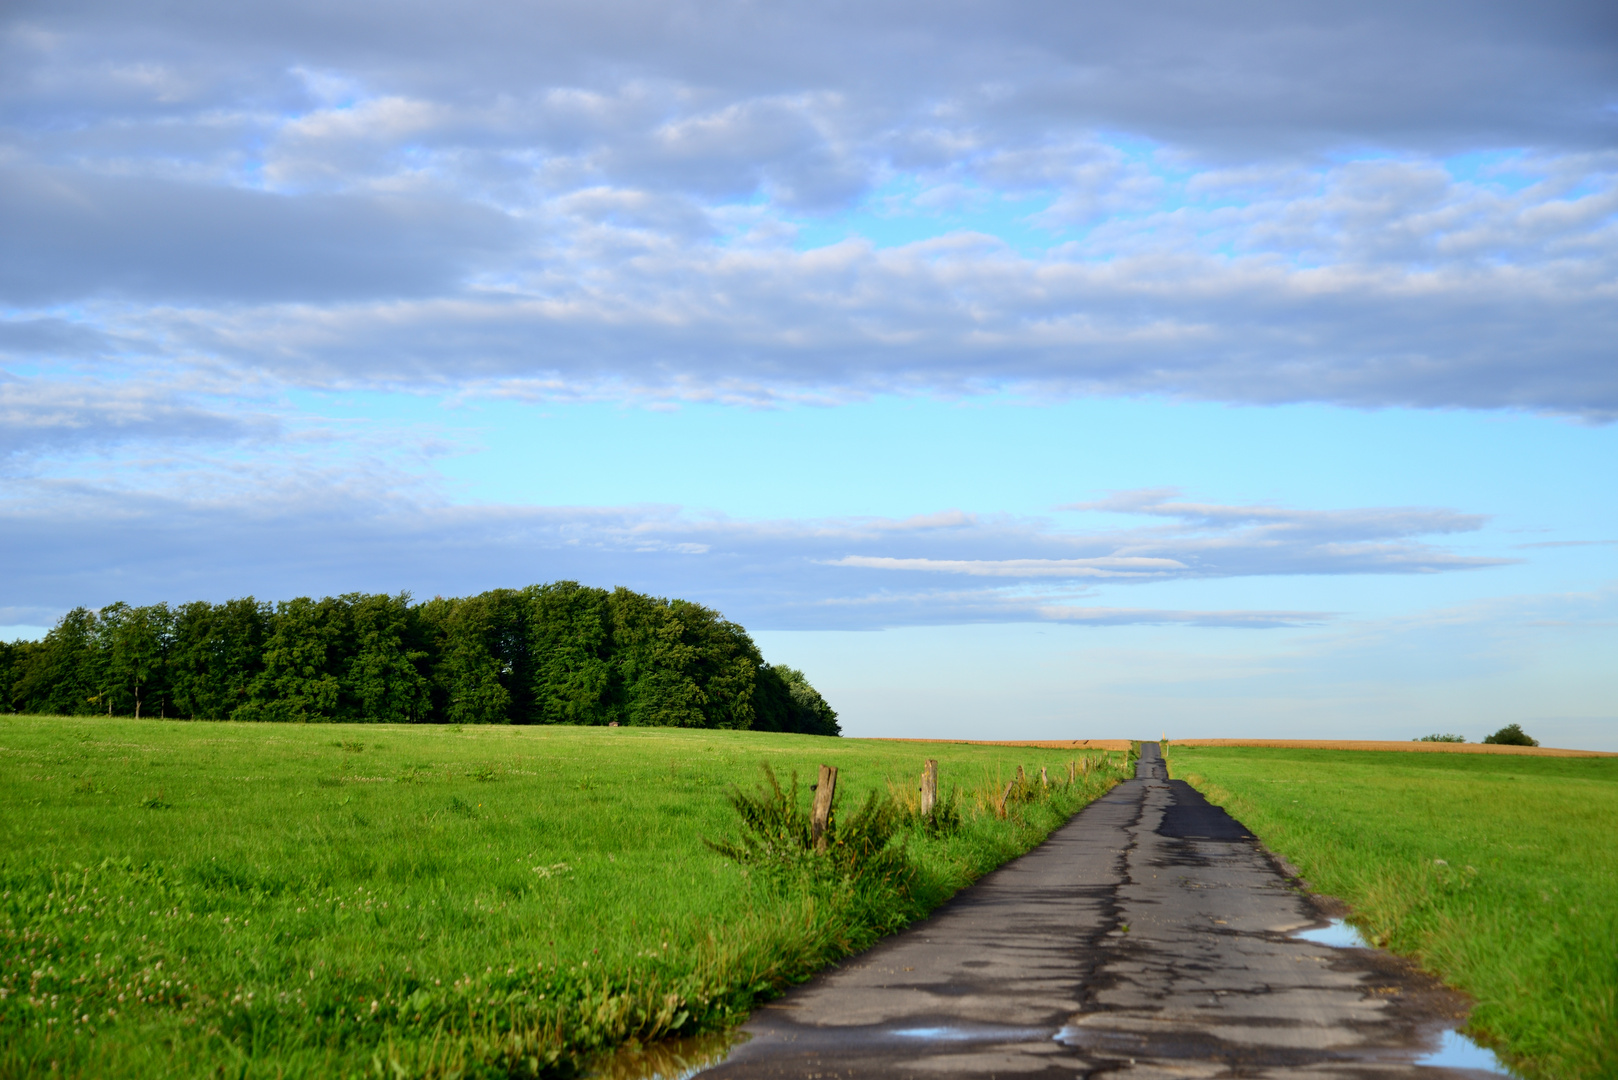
xmin=2 ymin=0 xmax=1615 ymax=746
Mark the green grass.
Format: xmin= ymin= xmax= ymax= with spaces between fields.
xmin=1167 ymin=745 xmax=1618 ymax=1080
xmin=0 ymin=717 xmax=1128 ymax=1078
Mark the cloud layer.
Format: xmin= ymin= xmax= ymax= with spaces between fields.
xmin=0 ymin=480 xmax=1512 ymax=630
xmin=2 ymin=0 xmax=1615 ymax=415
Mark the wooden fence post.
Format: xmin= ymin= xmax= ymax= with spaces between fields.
xmin=996 ymin=779 xmax=1016 ymax=819
xmin=920 ymin=759 xmax=938 ymax=818
xmin=811 ymin=765 xmax=838 ymax=852
xmin=1040 ymin=765 xmax=1049 ymax=789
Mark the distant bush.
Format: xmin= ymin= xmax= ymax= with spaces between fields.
xmin=1483 ymin=723 xmax=1538 ymax=747
xmin=1416 ymin=733 xmax=1467 ymax=743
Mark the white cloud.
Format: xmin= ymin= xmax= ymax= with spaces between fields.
xmin=0 ymin=473 xmax=1516 ymax=630
xmin=0 ymin=370 xmax=280 ymax=458
xmin=827 ymin=556 xmax=1188 ymax=578
xmin=1034 ymin=605 xmax=1331 ymax=628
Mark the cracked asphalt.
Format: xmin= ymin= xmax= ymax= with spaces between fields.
xmin=698 ymin=743 xmax=1492 ymax=1079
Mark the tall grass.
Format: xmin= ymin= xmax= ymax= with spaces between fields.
xmin=1170 ymin=747 xmax=1618 ymax=1080
xmin=0 ymin=717 xmax=1127 ymax=1078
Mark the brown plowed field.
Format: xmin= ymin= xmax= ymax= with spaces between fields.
xmin=1170 ymin=738 xmax=1615 ymax=757
xmin=875 ymin=738 xmax=1134 ymax=752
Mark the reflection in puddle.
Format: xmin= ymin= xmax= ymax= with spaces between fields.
xmin=893 ymin=1027 xmax=979 ymax=1040
xmin=585 ymin=1030 xmax=744 ymax=1080
xmin=1415 ymin=1029 xmax=1519 ymax=1077
xmin=1292 ymin=920 xmax=1518 ymax=1077
xmin=1294 ymin=918 xmax=1371 ymax=949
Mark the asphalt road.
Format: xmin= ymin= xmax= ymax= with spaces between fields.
xmin=698 ymin=743 xmax=1495 ymax=1079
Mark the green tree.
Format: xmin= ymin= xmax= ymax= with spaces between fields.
xmin=755 ymin=663 xmax=841 ymax=736
xmin=0 ymin=637 xmax=37 ymax=713
xmin=606 ymin=589 xmax=760 ymax=729
xmin=238 ymin=597 xmax=349 ymax=722
xmin=525 ymin=581 xmax=615 ymax=724
xmin=1483 ymin=723 xmax=1538 ymax=747
xmin=680 ymin=599 xmax=766 ymax=731
xmin=13 ymin=608 xmax=101 ymax=716
xmin=607 ymin=589 xmax=709 ymax=727
xmin=420 ymin=591 xmax=524 ymax=725
xmin=168 ymin=598 xmax=269 ymax=719
xmin=103 ymin=603 xmax=173 ymax=718
xmin=343 ymin=592 xmax=430 ymax=722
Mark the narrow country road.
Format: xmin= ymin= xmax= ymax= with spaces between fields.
xmin=699 ymin=743 xmax=1496 ymax=1079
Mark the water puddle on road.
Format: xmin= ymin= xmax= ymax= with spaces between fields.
xmin=1293 ymin=919 xmax=1519 ymax=1077
xmin=891 ymin=1024 xmax=1046 ymax=1042
xmin=584 ymin=1030 xmax=743 ymax=1080
xmin=1294 ymin=918 xmax=1371 ymax=949
xmin=1416 ymin=1029 xmax=1520 ymax=1076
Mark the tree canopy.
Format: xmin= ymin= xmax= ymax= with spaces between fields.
xmin=1482 ymin=723 xmax=1537 ymax=747
xmin=0 ymin=583 xmax=839 ymax=735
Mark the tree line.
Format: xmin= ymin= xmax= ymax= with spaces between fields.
xmin=0 ymin=582 xmax=839 ymax=734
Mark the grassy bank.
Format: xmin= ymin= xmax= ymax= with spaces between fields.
xmin=1167 ymin=745 xmax=1617 ymax=1080
xmin=0 ymin=717 xmax=1128 ymax=1078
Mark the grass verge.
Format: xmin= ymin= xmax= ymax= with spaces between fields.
xmin=1166 ymin=744 xmax=1617 ymax=1080
xmin=0 ymin=716 xmax=1129 ymax=1078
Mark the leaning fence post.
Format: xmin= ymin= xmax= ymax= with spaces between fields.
xmin=811 ymin=764 xmax=838 ymax=852
xmin=996 ymin=778 xmax=1016 ymax=819
xmin=920 ymin=759 xmax=938 ymax=818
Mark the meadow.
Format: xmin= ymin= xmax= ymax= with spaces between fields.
xmin=1167 ymin=745 xmax=1618 ymax=1080
xmin=0 ymin=716 xmax=1128 ymax=1078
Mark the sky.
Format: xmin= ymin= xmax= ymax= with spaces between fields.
xmin=2 ymin=0 xmax=1615 ymax=746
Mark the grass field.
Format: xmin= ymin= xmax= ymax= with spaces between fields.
xmin=1167 ymin=745 xmax=1618 ymax=1080
xmin=0 ymin=716 xmax=1129 ymax=1078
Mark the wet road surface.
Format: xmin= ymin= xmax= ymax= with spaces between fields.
xmin=699 ymin=743 xmax=1496 ymax=1079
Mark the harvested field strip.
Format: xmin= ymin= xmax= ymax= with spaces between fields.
xmin=1169 ymin=745 xmax=1618 ymax=1080
xmin=1171 ymin=738 xmax=1613 ymax=757
xmin=877 ymin=738 xmax=1134 ymax=751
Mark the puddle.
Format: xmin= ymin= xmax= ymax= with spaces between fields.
xmin=1294 ymin=918 xmax=1372 ymax=949
xmin=892 ymin=1024 xmax=1046 ymax=1043
xmin=1415 ymin=1029 xmax=1519 ymax=1077
xmin=893 ymin=1027 xmax=979 ymax=1040
xmin=1292 ymin=921 xmax=1518 ymax=1077
xmin=584 ymin=1030 xmax=743 ymax=1080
